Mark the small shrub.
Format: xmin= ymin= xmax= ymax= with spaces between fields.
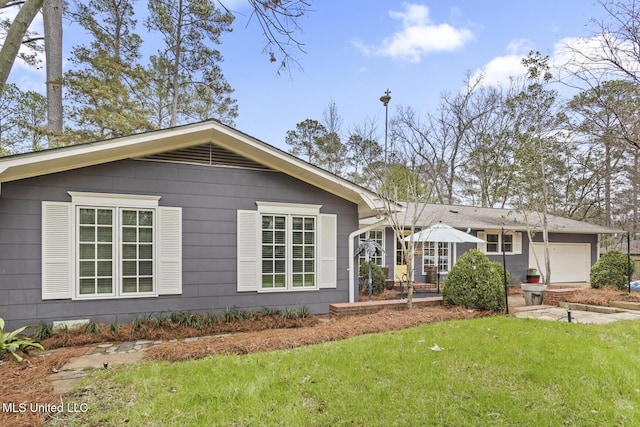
xmin=359 ymin=261 xmax=386 ymax=295
xmin=131 ymin=315 xmax=149 ymax=338
xmin=1 ymin=318 xmax=44 ymax=362
xmin=261 ymin=307 xmax=282 ymax=317
xmin=591 ymin=250 xmax=635 ymax=290
xmin=109 ymin=319 xmax=120 ymax=336
xmin=442 ymin=249 xmax=506 ymax=311
xmin=170 ymin=310 xmax=189 ymax=325
xmin=223 ymin=306 xmax=244 ymax=323
xmin=280 ymin=305 xmax=312 ymax=320
xmin=170 ymin=311 xmax=205 ymax=327
xmin=84 ymin=320 xmax=101 ymax=334
xmin=34 ymin=323 xmax=54 ymax=341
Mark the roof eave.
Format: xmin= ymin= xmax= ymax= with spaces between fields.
xmin=0 ymin=121 xmax=395 ymax=219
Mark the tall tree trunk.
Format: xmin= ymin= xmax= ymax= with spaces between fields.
xmin=634 ymin=147 xmax=639 ymax=235
xmin=0 ymin=0 xmax=44 ymax=89
xmin=170 ymin=0 xmax=184 ymax=127
xmin=43 ymin=0 xmax=63 ymax=143
xmin=604 ymin=136 xmax=612 ymax=227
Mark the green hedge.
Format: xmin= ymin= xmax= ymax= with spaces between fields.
xmin=442 ymin=249 xmax=506 ymax=311
xmin=590 ymin=250 xmax=634 ymax=290
xmin=359 ymin=262 xmax=386 ymax=295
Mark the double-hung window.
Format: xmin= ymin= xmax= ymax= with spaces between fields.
xmin=422 ymin=242 xmax=450 ymax=274
xmin=261 ymin=214 xmax=316 ymax=289
xmin=237 ymin=202 xmax=337 ymax=292
xmin=42 ymin=192 xmax=182 ymax=300
xmin=477 ymin=230 xmax=521 ymax=255
xmin=358 ymin=230 xmax=384 ymax=266
xmin=78 ymin=207 xmax=154 ymax=297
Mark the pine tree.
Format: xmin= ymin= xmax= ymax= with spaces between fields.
xmin=65 ymin=0 xmax=151 ymax=141
xmin=146 ymin=0 xmax=237 ymax=127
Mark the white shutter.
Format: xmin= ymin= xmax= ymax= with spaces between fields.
xmin=513 ymin=232 xmax=523 ymax=254
xmin=42 ymin=202 xmax=73 ymax=300
xmin=158 ymin=207 xmax=182 ymax=295
xmin=317 ymin=214 xmax=337 ymax=289
xmin=237 ymin=210 xmax=259 ymax=292
xmin=477 ymin=231 xmax=487 ymax=253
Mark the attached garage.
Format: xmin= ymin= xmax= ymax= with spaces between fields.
xmin=529 ymin=242 xmax=591 ymax=283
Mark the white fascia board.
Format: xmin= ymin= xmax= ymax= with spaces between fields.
xmin=0 ymin=122 xmax=217 ymax=184
xmin=0 ymin=120 xmax=399 ymax=217
xmin=209 ymin=125 xmax=398 ymax=217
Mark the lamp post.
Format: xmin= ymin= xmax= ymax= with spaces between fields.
xmin=379 ymin=89 xmax=391 ymax=164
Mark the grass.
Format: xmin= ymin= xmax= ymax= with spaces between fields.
xmin=49 ymin=317 xmax=640 ymax=426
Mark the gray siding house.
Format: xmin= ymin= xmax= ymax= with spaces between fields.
xmin=361 ymin=203 xmax=621 ymax=285
xmin=0 ymin=121 xmax=388 ymax=329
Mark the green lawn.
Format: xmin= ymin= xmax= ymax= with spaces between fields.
xmin=49 ymin=317 xmax=640 ymax=426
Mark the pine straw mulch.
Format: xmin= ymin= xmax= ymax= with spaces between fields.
xmin=144 ymin=305 xmax=488 ymax=362
xmin=0 ymin=349 xmax=77 ymax=427
xmin=3 ymin=286 xmax=639 ymax=427
xmin=1 ymin=305 xmax=487 ymax=427
xmin=565 ymin=286 xmax=640 ymax=306
xmin=37 ymin=315 xmax=318 ymax=351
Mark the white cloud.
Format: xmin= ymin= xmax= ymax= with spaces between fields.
xmin=354 ymin=3 xmax=474 ymax=63
xmin=475 ymin=54 xmax=525 ymax=87
xmin=552 ymin=35 xmax=640 ymax=80
xmin=506 ymin=39 xmax=533 ymax=55
xmin=470 ymin=39 xmax=533 ymax=87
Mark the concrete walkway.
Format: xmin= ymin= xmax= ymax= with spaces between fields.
xmin=46 ymin=298 xmax=640 ymax=395
xmin=513 ymin=302 xmax=640 ymax=323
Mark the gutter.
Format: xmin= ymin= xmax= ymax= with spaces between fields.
xmin=348 ymin=218 xmax=388 ymax=303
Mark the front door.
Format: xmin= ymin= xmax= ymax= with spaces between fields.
xmin=395 ymin=231 xmax=413 ymax=283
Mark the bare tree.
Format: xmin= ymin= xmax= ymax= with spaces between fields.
xmin=373 ymin=134 xmax=435 ymax=309
xmin=392 ymin=74 xmax=495 ymax=205
xmin=230 ymin=0 xmax=311 ymax=74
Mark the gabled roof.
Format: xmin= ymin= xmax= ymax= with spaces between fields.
xmin=0 ymin=120 xmax=393 ymax=219
xmin=365 ymin=202 xmax=623 ymax=235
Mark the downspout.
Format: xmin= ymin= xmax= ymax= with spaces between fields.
xmin=348 ymin=218 xmax=388 ymax=303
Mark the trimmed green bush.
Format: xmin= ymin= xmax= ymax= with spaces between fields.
xmin=359 ymin=261 xmax=386 ymax=295
xmin=590 ymin=250 xmax=634 ymax=290
xmin=442 ymin=249 xmax=506 ymax=311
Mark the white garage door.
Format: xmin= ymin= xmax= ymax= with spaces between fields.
xmin=529 ymin=243 xmax=591 ymax=283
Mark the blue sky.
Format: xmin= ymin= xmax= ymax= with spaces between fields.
xmin=7 ymin=1 xmax=608 ymax=150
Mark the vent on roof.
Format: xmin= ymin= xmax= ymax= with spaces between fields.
xmin=139 ymin=142 xmax=272 ymax=171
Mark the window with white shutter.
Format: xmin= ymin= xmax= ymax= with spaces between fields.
xmin=237 ymin=203 xmax=337 ymax=292
xmin=41 ymin=193 xmax=182 ymax=300
xmin=477 ymin=230 xmax=522 ymax=255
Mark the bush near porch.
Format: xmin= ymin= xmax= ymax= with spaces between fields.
xmin=443 ymin=249 xmax=506 ymax=311
xmin=591 ymin=250 xmax=635 ymax=290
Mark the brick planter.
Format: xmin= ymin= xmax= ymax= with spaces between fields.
xmin=542 ymin=288 xmax=580 ymax=306
xmin=329 ymin=297 xmax=443 ymax=318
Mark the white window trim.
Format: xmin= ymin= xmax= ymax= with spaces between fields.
xmin=422 ymin=242 xmax=451 ymax=275
xmin=237 ymin=204 xmax=336 ymax=293
xmin=256 ymin=201 xmax=321 ymax=215
xmin=258 ymin=212 xmax=318 ymax=293
xmin=357 ymin=229 xmax=385 ymax=267
xmin=70 ymin=192 xmax=160 ymax=300
xmin=257 ymin=202 xmax=320 ymax=293
xmin=478 ymin=230 xmax=522 ymax=255
xmin=68 ymin=191 xmax=161 ymax=207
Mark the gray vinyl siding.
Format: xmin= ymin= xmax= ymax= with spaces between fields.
xmin=0 ymin=159 xmax=358 ymax=329
xmin=384 ymin=229 xmax=599 ymax=286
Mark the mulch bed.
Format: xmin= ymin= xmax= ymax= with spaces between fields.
xmin=2 ymin=285 xmax=639 ymax=427
xmin=0 ymin=349 xmax=76 ymax=427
